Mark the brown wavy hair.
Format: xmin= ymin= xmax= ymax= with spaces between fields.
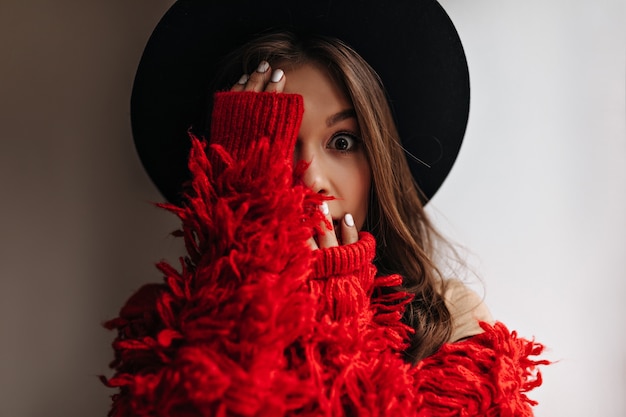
xmin=210 ymin=31 xmax=453 ymax=363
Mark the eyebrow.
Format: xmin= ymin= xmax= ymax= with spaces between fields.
xmin=326 ymin=109 xmax=357 ymax=127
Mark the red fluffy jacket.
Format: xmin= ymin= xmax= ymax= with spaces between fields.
xmin=104 ymin=92 xmax=547 ymax=416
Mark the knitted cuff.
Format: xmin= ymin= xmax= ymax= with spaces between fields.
xmin=209 ymin=91 xmax=304 ymax=164
xmin=311 ymin=232 xmax=377 ymax=279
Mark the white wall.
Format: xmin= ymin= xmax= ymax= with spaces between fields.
xmin=0 ymin=1 xmax=623 ymax=416
xmin=432 ymin=1 xmax=626 ymax=416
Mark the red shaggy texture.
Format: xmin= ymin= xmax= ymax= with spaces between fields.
xmin=412 ymin=322 xmax=549 ymax=416
xmin=104 ymin=92 xmax=546 ymax=416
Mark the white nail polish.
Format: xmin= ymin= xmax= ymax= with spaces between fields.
xmin=344 ymin=213 xmax=354 ymax=227
xmin=256 ymin=61 xmax=269 ymax=73
xmin=320 ymin=202 xmax=329 ymax=216
xmin=237 ymin=74 xmax=249 ymax=84
xmin=271 ymin=69 xmax=284 ymax=83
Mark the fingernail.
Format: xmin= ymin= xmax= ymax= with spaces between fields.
xmin=256 ymin=61 xmax=270 ymax=73
xmin=237 ymin=74 xmax=249 ymax=84
xmin=344 ymin=213 xmax=354 ymax=227
xmin=320 ymin=202 xmax=329 ymax=216
xmin=270 ymin=69 xmax=284 ymax=83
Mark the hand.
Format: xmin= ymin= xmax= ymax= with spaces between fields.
xmin=308 ymin=202 xmax=359 ymax=250
xmin=230 ymin=61 xmax=286 ymax=93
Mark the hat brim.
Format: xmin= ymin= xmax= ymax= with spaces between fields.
xmin=131 ymin=0 xmax=470 ymax=205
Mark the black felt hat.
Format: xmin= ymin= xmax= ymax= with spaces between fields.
xmin=131 ymin=0 xmax=470 ymax=205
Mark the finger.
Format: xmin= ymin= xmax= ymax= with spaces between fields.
xmin=264 ymin=69 xmax=285 ymax=93
xmin=244 ymin=61 xmax=271 ymax=92
xmin=307 ymin=236 xmax=319 ymax=251
xmin=230 ymin=74 xmax=249 ymax=92
xmin=316 ymin=202 xmax=339 ymax=248
xmin=340 ymin=213 xmax=359 ymax=245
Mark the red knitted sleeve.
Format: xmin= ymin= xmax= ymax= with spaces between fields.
xmin=104 ymin=91 xmax=324 ymax=416
xmin=208 ymin=91 xmax=303 ymax=174
xmin=311 ymin=232 xmax=376 ymax=279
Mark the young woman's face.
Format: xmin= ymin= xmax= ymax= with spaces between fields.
xmin=283 ymin=63 xmax=371 ymax=230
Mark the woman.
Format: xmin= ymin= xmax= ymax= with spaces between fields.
xmin=105 ymin=2 xmax=547 ymax=416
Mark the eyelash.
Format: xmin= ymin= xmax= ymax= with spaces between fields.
xmin=326 ymin=131 xmax=362 ymax=153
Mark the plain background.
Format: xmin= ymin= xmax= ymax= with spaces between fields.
xmin=0 ymin=1 xmax=624 ymax=416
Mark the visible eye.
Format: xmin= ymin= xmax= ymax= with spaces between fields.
xmin=327 ymin=132 xmax=360 ymax=152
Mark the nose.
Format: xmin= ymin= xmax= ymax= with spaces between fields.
xmin=295 ymin=146 xmax=328 ymax=194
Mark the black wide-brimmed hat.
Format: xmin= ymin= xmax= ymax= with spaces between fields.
xmin=131 ymin=0 xmax=470 ymax=205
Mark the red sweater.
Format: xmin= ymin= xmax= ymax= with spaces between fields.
xmin=104 ymin=92 xmax=547 ymax=416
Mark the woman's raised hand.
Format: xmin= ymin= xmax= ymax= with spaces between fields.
xmin=308 ymin=202 xmax=359 ymax=250
xmin=230 ymin=61 xmax=285 ymax=93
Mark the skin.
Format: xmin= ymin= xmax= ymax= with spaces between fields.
xmin=231 ymin=61 xmax=372 ymax=250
